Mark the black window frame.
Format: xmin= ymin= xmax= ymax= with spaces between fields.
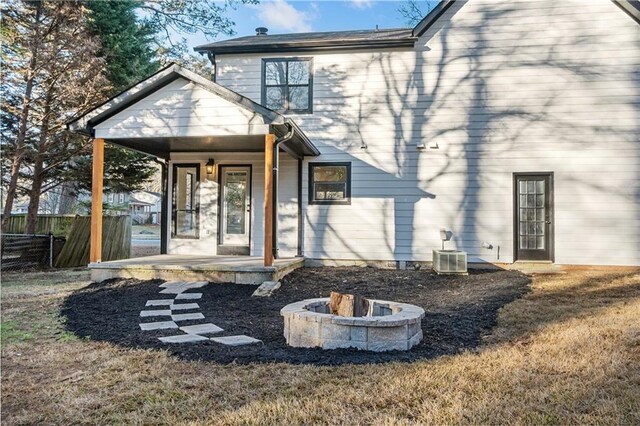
xmin=261 ymin=57 xmax=313 ymax=114
xmin=308 ymin=162 xmax=351 ymax=205
xmin=171 ymin=163 xmax=200 ymax=239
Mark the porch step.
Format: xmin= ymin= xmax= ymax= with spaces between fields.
xmin=89 ymin=255 xmax=304 ymax=284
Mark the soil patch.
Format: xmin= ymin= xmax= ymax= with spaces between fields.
xmin=62 ymin=267 xmax=530 ymax=365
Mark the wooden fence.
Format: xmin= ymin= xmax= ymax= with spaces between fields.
xmin=55 ymin=216 xmax=132 ymax=268
xmin=3 ymin=214 xmax=76 ymax=236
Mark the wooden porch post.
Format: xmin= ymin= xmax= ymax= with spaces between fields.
xmin=264 ymin=134 xmax=275 ymax=266
xmin=90 ymin=138 xmax=104 ymax=263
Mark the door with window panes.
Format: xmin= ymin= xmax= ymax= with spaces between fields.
xmin=514 ymin=173 xmax=554 ymax=261
xmin=219 ymin=166 xmax=251 ymax=249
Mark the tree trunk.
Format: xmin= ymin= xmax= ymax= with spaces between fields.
xmin=25 ymin=91 xmax=52 ymax=234
xmin=1 ymin=3 xmax=43 ymax=231
xmin=56 ymin=183 xmax=77 ymax=214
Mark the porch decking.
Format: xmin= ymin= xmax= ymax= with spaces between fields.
xmin=89 ymin=255 xmax=304 ymax=284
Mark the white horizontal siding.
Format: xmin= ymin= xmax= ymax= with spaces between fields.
xmin=167 ymin=152 xmax=299 ymax=258
xmin=215 ymin=0 xmax=640 ymax=266
xmin=95 ymin=78 xmax=268 ymax=139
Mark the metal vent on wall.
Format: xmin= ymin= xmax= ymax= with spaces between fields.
xmin=432 ymin=250 xmax=468 ymax=275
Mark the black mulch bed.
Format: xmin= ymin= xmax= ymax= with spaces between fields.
xmin=62 ymin=267 xmax=531 ymax=366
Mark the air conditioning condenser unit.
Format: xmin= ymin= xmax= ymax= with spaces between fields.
xmin=432 ymin=250 xmax=468 ymax=275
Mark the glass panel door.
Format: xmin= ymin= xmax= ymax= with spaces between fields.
xmin=515 ymin=174 xmax=553 ymax=261
xmin=220 ymin=166 xmax=251 ymax=247
xmin=172 ymin=164 xmax=199 ymax=238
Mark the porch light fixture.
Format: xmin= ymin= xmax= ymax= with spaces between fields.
xmin=205 ymin=158 xmax=215 ymax=175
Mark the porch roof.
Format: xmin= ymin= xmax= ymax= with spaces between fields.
xmin=67 ymin=63 xmax=320 ymax=158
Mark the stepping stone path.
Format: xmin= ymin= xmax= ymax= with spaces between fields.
xmin=139 ymin=281 xmax=263 ymax=347
xmin=211 ymin=335 xmax=262 ymax=346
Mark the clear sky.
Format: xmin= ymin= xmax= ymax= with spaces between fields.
xmin=188 ymin=0 xmax=422 ymax=48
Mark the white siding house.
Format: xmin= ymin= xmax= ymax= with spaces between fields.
xmin=214 ymin=0 xmax=640 ymax=266
xmin=70 ymin=0 xmax=639 ymax=268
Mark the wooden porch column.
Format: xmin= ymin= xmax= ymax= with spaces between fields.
xmin=90 ymin=138 xmax=104 ymax=263
xmin=264 ymin=134 xmax=275 ymax=266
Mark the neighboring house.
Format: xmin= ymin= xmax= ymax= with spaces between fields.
xmin=10 ymin=202 xmax=29 ymax=215
xmin=104 ymin=191 xmax=162 ymax=224
xmin=69 ymin=0 xmax=640 ymax=267
xmin=105 ymin=191 xmax=130 ymax=210
xmin=129 ymin=191 xmax=162 ymax=224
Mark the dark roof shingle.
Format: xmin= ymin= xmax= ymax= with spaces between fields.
xmin=194 ymin=28 xmax=415 ymax=54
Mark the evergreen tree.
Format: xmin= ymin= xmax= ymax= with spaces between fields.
xmin=86 ymin=0 xmax=158 ymax=93
xmin=63 ymin=0 xmax=162 ymax=207
xmin=1 ymin=0 xmax=110 ymax=232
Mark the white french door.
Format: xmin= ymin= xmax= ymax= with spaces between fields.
xmin=219 ymin=166 xmax=251 ymax=247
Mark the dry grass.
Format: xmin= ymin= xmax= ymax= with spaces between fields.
xmin=2 ymin=267 xmax=639 ymax=425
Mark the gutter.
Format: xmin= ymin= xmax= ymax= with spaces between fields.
xmin=194 ymin=39 xmax=417 ymax=55
xmin=271 ymin=121 xmax=295 ymax=259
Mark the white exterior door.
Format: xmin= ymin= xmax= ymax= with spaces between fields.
xmin=220 ymin=166 xmax=251 ymax=247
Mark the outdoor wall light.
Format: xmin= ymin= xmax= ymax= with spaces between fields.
xmin=206 ymin=158 xmax=215 ymax=175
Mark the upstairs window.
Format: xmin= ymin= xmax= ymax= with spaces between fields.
xmin=309 ymin=162 xmax=351 ymax=205
xmin=262 ymin=58 xmax=312 ymax=113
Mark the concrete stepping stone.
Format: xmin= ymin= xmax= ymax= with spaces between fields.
xmin=159 ymin=334 xmax=209 ymax=344
xmin=175 ymin=293 xmax=202 ymax=300
xmin=159 ymin=281 xmax=208 ymax=294
xmin=252 ymin=280 xmax=281 ymax=297
xmin=139 ymin=321 xmax=178 ymax=331
xmin=146 ymin=299 xmax=175 ymax=307
xmin=179 ymin=323 xmax=223 ymax=335
xmin=169 ymin=303 xmax=199 ymax=311
xmin=171 ymin=312 xmax=205 ymax=321
xmin=140 ymin=309 xmax=172 ymax=317
xmin=159 ymin=281 xmax=186 ymax=288
xmin=160 ymin=281 xmax=207 ymax=289
xmin=211 ymin=335 xmax=262 ymax=346
xmin=159 ymin=288 xmax=184 ymax=295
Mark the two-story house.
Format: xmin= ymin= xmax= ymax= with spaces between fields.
xmin=69 ymin=0 xmax=640 ymax=280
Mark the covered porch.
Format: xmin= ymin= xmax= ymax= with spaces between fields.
xmin=67 ymin=64 xmax=319 ymax=283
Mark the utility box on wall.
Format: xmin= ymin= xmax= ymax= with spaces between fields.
xmin=432 ymin=250 xmax=468 ymax=275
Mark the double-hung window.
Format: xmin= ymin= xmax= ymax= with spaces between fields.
xmin=262 ymin=58 xmax=312 ymax=113
xmin=309 ymin=162 xmax=351 ymax=205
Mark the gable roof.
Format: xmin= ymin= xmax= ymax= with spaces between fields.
xmin=614 ymin=0 xmax=640 ymax=23
xmin=68 ymin=63 xmax=320 ymax=157
xmin=196 ymin=0 xmax=639 ymax=56
xmin=68 ymin=63 xmax=286 ymax=136
xmin=411 ymin=0 xmax=640 ymax=37
xmin=412 ymin=0 xmax=456 ymax=37
xmin=194 ymin=28 xmax=416 ymax=55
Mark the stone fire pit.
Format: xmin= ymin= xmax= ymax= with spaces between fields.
xmin=281 ymin=298 xmax=425 ymax=351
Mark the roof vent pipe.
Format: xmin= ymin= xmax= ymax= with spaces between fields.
xmin=255 ymin=27 xmax=268 ymax=36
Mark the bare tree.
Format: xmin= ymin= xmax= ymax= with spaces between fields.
xmin=398 ymin=0 xmax=433 ymax=26
xmin=1 ymin=1 xmax=46 ymax=230
xmin=2 ymin=1 xmax=110 ymax=233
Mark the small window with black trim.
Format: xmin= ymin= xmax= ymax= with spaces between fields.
xmin=309 ymin=162 xmax=351 ymax=205
xmin=262 ymin=58 xmax=312 ymax=113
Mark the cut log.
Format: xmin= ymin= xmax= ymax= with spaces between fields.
xmin=329 ymin=291 xmax=370 ymax=317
